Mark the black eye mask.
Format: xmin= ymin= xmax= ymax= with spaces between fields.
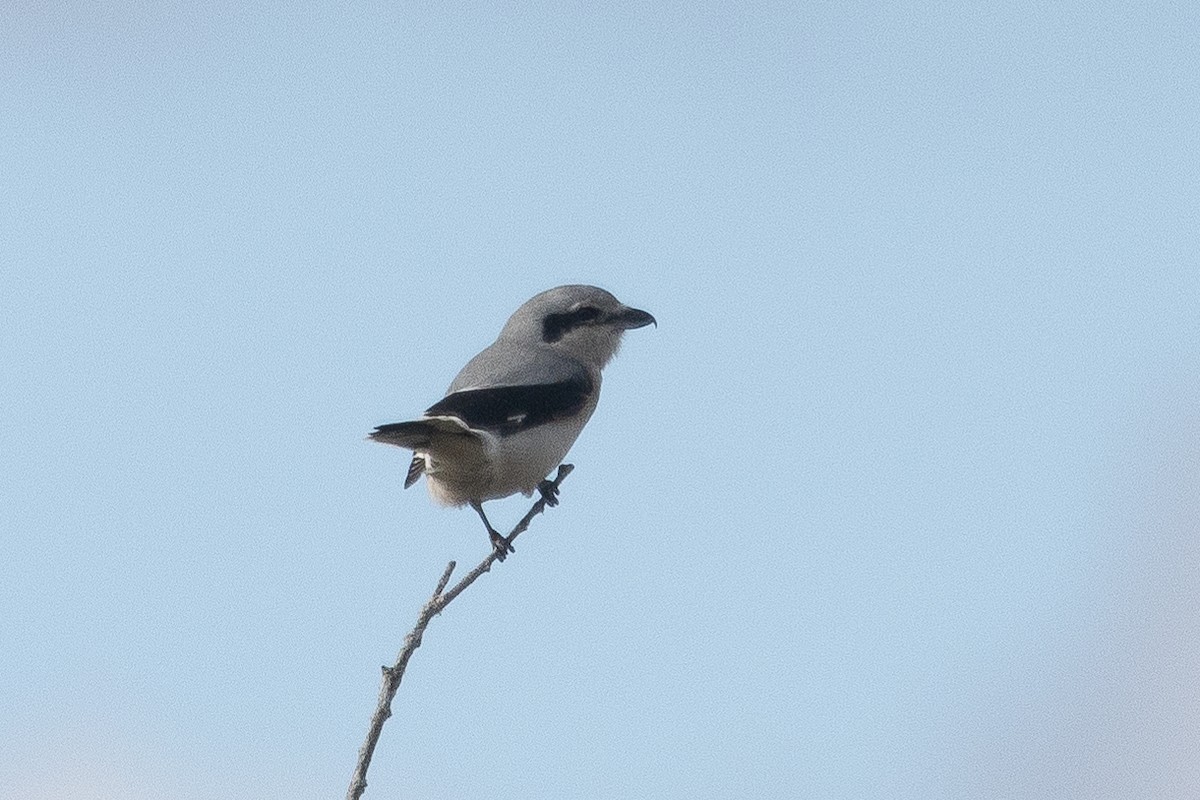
xmin=542 ymin=306 xmax=601 ymax=343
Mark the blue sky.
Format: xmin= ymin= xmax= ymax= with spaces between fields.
xmin=3 ymin=3 xmax=1198 ymax=798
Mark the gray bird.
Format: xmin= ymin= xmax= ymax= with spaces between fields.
xmin=370 ymin=285 xmax=655 ymax=559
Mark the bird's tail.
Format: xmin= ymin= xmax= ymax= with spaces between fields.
xmin=368 ymin=416 xmax=479 ymax=489
xmin=368 ymin=420 xmax=439 ymax=449
xmin=368 ymin=416 xmax=475 ymax=448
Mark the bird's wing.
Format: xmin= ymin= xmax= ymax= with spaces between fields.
xmin=424 ymin=374 xmax=594 ymax=436
xmin=425 ymin=342 xmax=596 ymax=435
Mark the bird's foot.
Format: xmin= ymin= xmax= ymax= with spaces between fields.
xmin=489 ymin=529 xmax=515 ymax=561
xmin=536 ymin=479 xmax=561 ymax=507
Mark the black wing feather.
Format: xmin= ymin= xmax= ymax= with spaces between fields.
xmin=425 ymin=375 xmax=593 ymax=435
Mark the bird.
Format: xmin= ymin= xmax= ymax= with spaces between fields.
xmin=369 ymin=285 xmax=655 ymax=560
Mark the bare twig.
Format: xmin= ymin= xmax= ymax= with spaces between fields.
xmin=346 ymin=463 xmax=575 ymax=800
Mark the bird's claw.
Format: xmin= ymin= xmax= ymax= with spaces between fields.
xmin=489 ymin=530 xmax=515 ymax=562
xmin=537 ymin=479 xmax=560 ymax=507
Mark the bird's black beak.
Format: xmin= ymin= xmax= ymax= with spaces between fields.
xmin=612 ymin=306 xmax=656 ymax=330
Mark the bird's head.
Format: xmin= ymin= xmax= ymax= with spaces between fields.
xmin=499 ymin=285 xmax=656 ymax=368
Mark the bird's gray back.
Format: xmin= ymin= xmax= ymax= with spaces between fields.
xmin=447 ymin=340 xmax=590 ymax=394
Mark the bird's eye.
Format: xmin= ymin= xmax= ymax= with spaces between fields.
xmin=543 ymin=305 xmax=603 ymax=342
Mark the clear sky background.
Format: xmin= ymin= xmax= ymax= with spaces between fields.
xmin=3 ymin=3 xmax=1198 ymax=799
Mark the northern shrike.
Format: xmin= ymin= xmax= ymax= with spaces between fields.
xmin=370 ymin=285 xmax=655 ymax=559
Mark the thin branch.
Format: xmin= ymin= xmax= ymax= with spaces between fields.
xmin=346 ymin=463 xmax=575 ymax=800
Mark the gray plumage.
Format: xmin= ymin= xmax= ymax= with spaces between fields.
xmin=370 ymin=285 xmax=655 ymax=558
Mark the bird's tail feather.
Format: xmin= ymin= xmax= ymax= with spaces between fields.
xmin=368 ymin=420 xmax=438 ymax=449
xmin=369 ymin=416 xmax=479 ymax=491
xmin=368 ymin=415 xmax=476 ymax=449
xmin=404 ymin=454 xmax=425 ymax=488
